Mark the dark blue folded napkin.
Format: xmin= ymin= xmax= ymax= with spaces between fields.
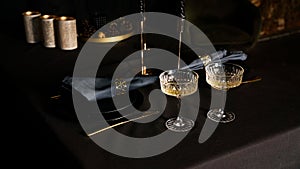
xmin=62 ymin=76 xmax=158 ymax=101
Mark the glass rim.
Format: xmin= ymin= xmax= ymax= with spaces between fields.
xmin=159 ymin=69 xmax=199 ymax=81
xmin=205 ymin=62 xmax=244 ymax=77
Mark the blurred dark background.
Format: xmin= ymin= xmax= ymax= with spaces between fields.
xmin=2 ymin=0 xmax=300 ymax=40
xmin=1 ymin=0 xmax=300 ymax=169
xmin=1 ymin=0 xmax=181 ymax=41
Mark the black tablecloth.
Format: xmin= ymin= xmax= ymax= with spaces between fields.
xmin=1 ymin=27 xmax=300 ymax=169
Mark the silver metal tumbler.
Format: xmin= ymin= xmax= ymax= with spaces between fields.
xmin=40 ymin=15 xmax=57 ymax=48
xmin=22 ymin=11 xmax=41 ymax=43
xmin=55 ymin=16 xmax=77 ymax=50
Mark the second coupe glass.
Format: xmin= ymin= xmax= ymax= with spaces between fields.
xmin=205 ymin=63 xmax=244 ymax=123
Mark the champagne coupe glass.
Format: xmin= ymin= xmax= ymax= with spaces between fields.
xmin=159 ymin=69 xmax=199 ymax=132
xmin=205 ymin=63 xmax=244 ymax=123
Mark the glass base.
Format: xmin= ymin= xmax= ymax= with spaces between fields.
xmin=165 ymin=117 xmax=194 ymax=132
xmin=207 ymin=109 xmax=235 ymax=123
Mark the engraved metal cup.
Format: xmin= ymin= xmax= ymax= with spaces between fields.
xmin=22 ymin=11 xmax=41 ymax=43
xmin=55 ymin=16 xmax=78 ymax=50
xmin=40 ymin=15 xmax=57 ymax=48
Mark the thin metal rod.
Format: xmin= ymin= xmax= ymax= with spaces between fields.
xmin=140 ymin=0 xmax=146 ymax=75
xmin=242 ymin=77 xmax=262 ymax=84
xmin=178 ymin=18 xmax=184 ymax=70
xmin=88 ymin=111 xmax=159 ymax=137
xmin=178 ymin=0 xmax=186 ymax=69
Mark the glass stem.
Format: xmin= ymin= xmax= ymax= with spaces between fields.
xmin=174 ymin=96 xmax=184 ymax=126
xmin=218 ymin=89 xmax=228 ymax=118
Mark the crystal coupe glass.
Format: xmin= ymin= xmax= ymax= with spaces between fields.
xmin=205 ymin=63 xmax=244 ymax=123
xmin=159 ymin=69 xmax=199 ymax=132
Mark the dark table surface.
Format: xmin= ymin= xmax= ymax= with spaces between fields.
xmin=1 ymin=26 xmax=300 ymax=169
